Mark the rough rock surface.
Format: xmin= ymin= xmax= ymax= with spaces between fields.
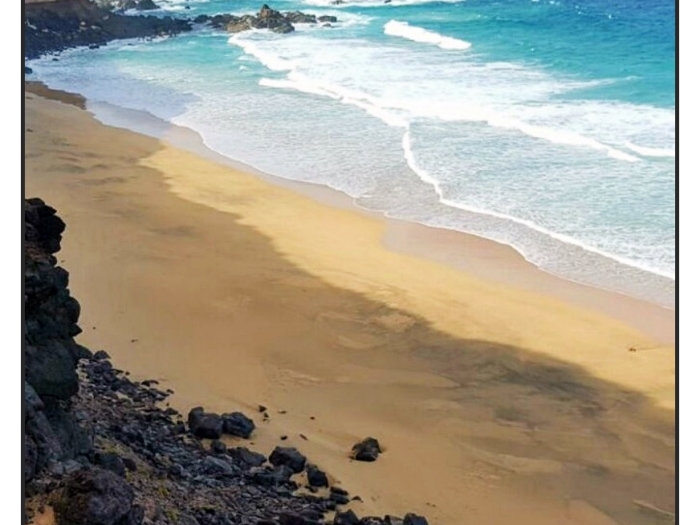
xmin=351 ymin=437 xmax=382 ymax=462
xmin=24 ymin=0 xmax=191 ymax=60
xmin=23 ymin=199 xmax=430 ymax=524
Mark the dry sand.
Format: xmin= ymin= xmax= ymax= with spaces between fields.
xmin=25 ymin=84 xmax=676 ymax=525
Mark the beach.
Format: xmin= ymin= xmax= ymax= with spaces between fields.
xmin=24 ymin=83 xmax=676 ymax=525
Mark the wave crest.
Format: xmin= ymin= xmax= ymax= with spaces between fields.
xmin=384 ymin=20 xmax=471 ymax=50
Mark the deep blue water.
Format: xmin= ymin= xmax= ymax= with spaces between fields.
xmin=28 ymin=0 xmax=676 ymax=306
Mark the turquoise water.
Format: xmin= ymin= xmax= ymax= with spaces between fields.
xmin=28 ymin=0 xmax=676 ymax=306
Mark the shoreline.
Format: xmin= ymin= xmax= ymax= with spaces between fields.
xmin=25 ymin=82 xmax=676 ymax=525
xmin=82 ymin=91 xmax=675 ymax=345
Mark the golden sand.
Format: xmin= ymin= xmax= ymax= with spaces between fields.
xmin=25 ymin=84 xmax=675 ymax=525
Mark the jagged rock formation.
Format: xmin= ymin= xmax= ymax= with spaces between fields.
xmin=23 ymin=199 xmax=433 ymax=524
xmin=91 ymin=0 xmax=159 ymax=11
xmin=24 ymin=198 xmax=93 ymax=488
xmin=194 ymin=4 xmax=337 ymax=34
xmin=24 ymin=0 xmax=191 ymax=59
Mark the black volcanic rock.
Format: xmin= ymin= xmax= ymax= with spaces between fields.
xmin=222 ymin=412 xmax=255 ymax=438
xmin=269 ymin=447 xmax=306 ymax=473
xmin=284 ymin=10 xmax=317 ymax=24
xmin=403 ymin=514 xmax=429 ymax=525
xmin=24 ymin=0 xmax=191 ymax=60
xmin=188 ymin=407 xmax=224 ymax=439
xmin=22 ymin=199 xmax=435 ymax=524
xmin=306 ymin=464 xmax=329 ymax=487
xmin=54 ymin=467 xmax=136 ymax=525
xmin=334 ymin=510 xmax=360 ymax=525
xmin=229 ymin=446 xmax=267 ymax=467
xmin=351 ymin=437 xmax=382 ymax=462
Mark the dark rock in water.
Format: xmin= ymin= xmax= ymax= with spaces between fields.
xmin=284 ymin=10 xmax=317 ymax=24
xmin=25 ymin=66 xmax=33 ymax=74
xmin=351 ymin=437 xmax=382 ymax=462
xmin=24 ymin=0 xmax=191 ymax=60
xmin=269 ymin=446 xmax=306 ymax=473
xmin=94 ymin=452 xmax=126 ymax=477
xmin=306 ymin=464 xmax=328 ymax=487
xmin=187 ymin=407 xmax=223 ymax=439
xmin=403 ymin=514 xmax=429 ymax=525
xmin=255 ymin=4 xmax=294 ymax=33
xmin=228 ymin=446 xmax=266 ymax=467
xmin=222 ymin=412 xmax=255 ymax=438
xmin=318 ymin=15 xmax=337 ymax=22
xmin=210 ymin=439 xmax=227 ymax=454
xmin=334 ymin=510 xmax=360 ymax=525
xmin=54 ymin=467 xmax=135 ymax=525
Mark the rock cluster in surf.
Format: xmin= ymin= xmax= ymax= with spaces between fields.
xmin=24 ymin=1 xmax=336 ymax=60
xmin=23 ymin=198 xmax=431 ymax=524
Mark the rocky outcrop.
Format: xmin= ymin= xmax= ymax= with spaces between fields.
xmin=23 ymin=199 xmax=431 ymax=525
xmin=195 ymin=4 xmax=333 ymax=34
xmin=92 ymin=0 xmax=159 ymax=11
xmin=24 ymin=0 xmax=191 ymax=59
xmin=24 ymin=198 xmax=93 ymax=486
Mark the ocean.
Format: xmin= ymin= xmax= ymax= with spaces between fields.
xmin=27 ymin=0 xmax=676 ymax=307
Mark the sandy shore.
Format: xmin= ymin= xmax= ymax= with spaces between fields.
xmin=25 ymin=84 xmax=675 ymax=525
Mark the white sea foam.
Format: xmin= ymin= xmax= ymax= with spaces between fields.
xmin=625 ymin=142 xmax=676 ymax=158
xmin=228 ymin=31 xmax=666 ymax=163
xmin=383 ymin=20 xmax=472 ymax=50
xmin=401 ymin=130 xmax=674 ymax=280
xmin=301 ymin=0 xmax=463 ymax=7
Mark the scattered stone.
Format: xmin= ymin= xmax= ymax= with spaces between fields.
xmin=210 ymin=440 xmax=227 ymax=454
xmin=280 ymin=435 xmax=288 ymax=441
xmin=403 ymin=514 xmax=430 ymax=525
xmin=202 ymin=456 xmax=234 ymax=476
xmin=54 ymin=467 xmax=135 ymax=525
xmin=93 ymin=350 xmax=110 ymax=360
xmin=94 ymin=452 xmax=126 ymax=477
xmin=188 ymin=407 xmax=224 ymax=439
xmin=334 ymin=510 xmax=360 ymax=525
xmin=306 ymin=464 xmax=329 ymax=488
xmin=222 ymin=412 xmax=255 ymax=439
xmin=229 ymin=447 xmax=267 ymax=467
xmin=351 ymin=437 xmax=382 ymax=462
xmin=258 ymin=405 xmax=267 ymax=413
xmin=269 ymin=447 xmax=307 ymax=473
